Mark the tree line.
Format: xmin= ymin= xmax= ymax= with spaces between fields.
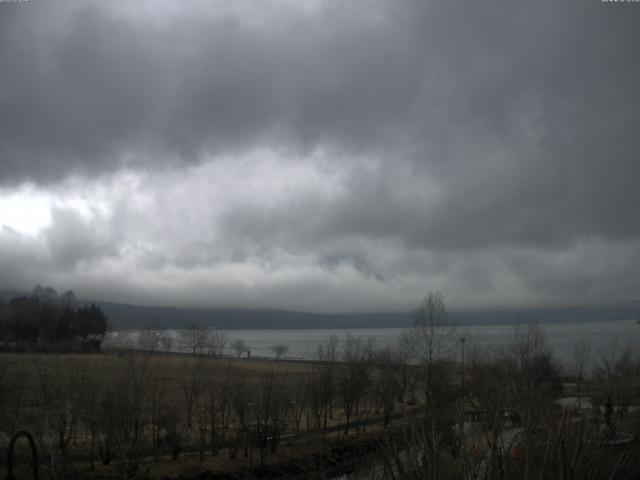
xmin=112 ymin=326 xmax=292 ymax=360
xmin=0 ymin=285 xmax=108 ymax=351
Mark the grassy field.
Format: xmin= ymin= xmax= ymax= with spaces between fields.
xmin=0 ymin=350 xmax=396 ymax=479
xmin=1 ymin=350 xmax=313 ymax=403
xmin=5 ymin=345 xmax=640 ymax=479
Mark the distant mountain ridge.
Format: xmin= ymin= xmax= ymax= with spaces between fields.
xmin=1 ymin=289 xmax=637 ymax=330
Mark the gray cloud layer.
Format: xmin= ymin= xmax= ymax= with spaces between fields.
xmin=0 ymin=0 xmax=639 ymax=311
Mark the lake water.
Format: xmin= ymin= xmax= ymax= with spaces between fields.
xmin=105 ymin=319 xmax=640 ymax=368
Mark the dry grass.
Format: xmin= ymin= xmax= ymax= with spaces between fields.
xmin=0 ymin=350 xmax=412 ymax=479
xmin=0 ymin=350 xmax=313 ymax=403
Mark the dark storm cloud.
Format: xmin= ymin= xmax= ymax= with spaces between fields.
xmin=208 ymin=0 xmax=640 ymax=254
xmin=0 ymin=0 xmax=639 ymax=310
xmin=0 ymin=0 xmax=427 ymax=182
xmin=2 ymin=1 xmax=638 ymax=185
xmin=2 ymin=1 xmax=631 ymax=180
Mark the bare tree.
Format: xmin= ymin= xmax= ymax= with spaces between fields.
xmin=499 ymin=321 xmax=560 ymax=440
xmin=270 ymin=342 xmax=289 ymax=360
xmin=179 ymin=358 xmax=208 ymax=429
xmin=593 ymin=341 xmax=640 ymax=420
xmin=205 ymin=328 xmax=227 ymax=357
xmin=288 ymin=377 xmax=307 ymax=434
xmin=125 ymin=351 xmax=150 ymax=464
xmin=137 ymin=330 xmax=160 ymax=353
xmin=230 ymin=339 xmax=249 ymax=358
xmin=374 ymin=348 xmax=401 ymax=427
xmin=157 ymin=404 xmax=184 ymax=460
xmin=158 ymin=330 xmax=174 ymax=352
xmin=90 ymin=352 xmax=149 ymax=471
xmin=229 ymin=377 xmax=250 ymax=459
xmin=572 ymin=339 xmax=592 ymax=381
xmin=78 ymin=371 xmax=104 ymax=469
xmin=338 ymin=335 xmax=374 ymax=434
xmin=179 ymin=324 xmax=208 ymax=355
xmin=571 ymin=339 xmax=592 ymax=409
xmin=395 ymin=336 xmax=417 ymax=405
xmin=0 ymin=362 xmax=26 ymax=446
xmin=306 ymin=368 xmax=324 ymax=432
xmin=33 ymin=355 xmax=87 ymax=475
xmin=404 ymin=292 xmax=454 ymax=407
xmin=251 ymin=370 xmax=289 ymax=464
xmin=316 ymin=335 xmax=339 ymax=428
xmin=202 ymin=361 xmax=231 ymax=456
xmin=503 ymin=322 xmax=558 ymax=393
xmin=146 ymin=373 xmax=167 ymax=460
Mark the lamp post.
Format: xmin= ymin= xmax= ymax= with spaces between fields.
xmin=460 ymin=337 xmax=466 ymax=405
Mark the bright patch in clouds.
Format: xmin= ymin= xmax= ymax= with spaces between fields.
xmin=0 ymin=186 xmax=52 ymax=235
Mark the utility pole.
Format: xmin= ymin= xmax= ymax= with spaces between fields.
xmin=460 ymin=337 xmax=466 ymax=405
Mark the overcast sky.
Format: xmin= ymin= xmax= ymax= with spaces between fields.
xmin=0 ymin=0 xmax=638 ymax=312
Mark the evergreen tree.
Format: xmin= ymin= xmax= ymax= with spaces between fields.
xmin=2 ymin=286 xmax=108 ymax=351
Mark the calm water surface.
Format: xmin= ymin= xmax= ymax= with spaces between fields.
xmin=106 ymin=319 xmax=640 ymax=367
